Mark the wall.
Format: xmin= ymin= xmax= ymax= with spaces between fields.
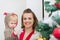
xmin=27 ymin=0 xmax=42 ymax=21
xmin=44 ymin=0 xmax=55 ymax=20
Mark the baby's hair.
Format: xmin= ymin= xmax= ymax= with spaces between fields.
xmin=11 ymin=13 xmax=18 ymax=17
xmin=4 ymin=13 xmax=18 ymax=26
xmin=10 ymin=13 xmax=18 ymax=20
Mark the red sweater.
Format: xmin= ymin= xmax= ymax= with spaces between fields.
xmin=19 ymin=29 xmax=34 ymax=40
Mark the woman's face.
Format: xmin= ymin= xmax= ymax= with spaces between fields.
xmin=23 ymin=13 xmax=34 ymax=29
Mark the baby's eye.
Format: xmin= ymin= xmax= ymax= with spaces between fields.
xmin=11 ymin=23 xmax=13 ymax=24
xmin=14 ymin=23 xmax=16 ymax=24
xmin=11 ymin=23 xmax=16 ymax=24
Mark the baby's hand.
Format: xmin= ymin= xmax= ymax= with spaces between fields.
xmin=14 ymin=30 xmax=17 ymax=35
xmin=11 ymin=30 xmax=18 ymax=38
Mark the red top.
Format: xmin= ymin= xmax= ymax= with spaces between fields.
xmin=19 ymin=29 xmax=34 ymax=40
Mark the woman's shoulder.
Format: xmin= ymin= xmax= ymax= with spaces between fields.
xmin=33 ymin=30 xmax=41 ymax=38
xmin=30 ymin=30 xmax=42 ymax=40
xmin=34 ymin=30 xmax=42 ymax=37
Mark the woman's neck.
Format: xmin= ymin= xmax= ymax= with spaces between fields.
xmin=25 ymin=27 xmax=33 ymax=33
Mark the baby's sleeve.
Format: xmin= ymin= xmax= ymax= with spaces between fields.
xmin=4 ymin=31 xmax=11 ymax=40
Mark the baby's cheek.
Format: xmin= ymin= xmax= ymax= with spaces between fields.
xmin=9 ymin=24 xmax=14 ymax=28
xmin=13 ymin=24 xmax=17 ymax=28
xmin=9 ymin=25 xmax=13 ymax=28
xmin=15 ymin=25 xmax=17 ymax=27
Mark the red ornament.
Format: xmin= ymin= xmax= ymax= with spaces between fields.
xmin=53 ymin=27 xmax=60 ymax=39
xmin=55 ymin=2 xmax=60 ymax=8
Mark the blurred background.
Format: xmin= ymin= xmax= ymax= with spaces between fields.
xmin=0 ymin=0 xmax=42 ymax=40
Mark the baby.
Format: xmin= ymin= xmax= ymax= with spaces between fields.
xmin=4 ymin=13 xmax=18 ymax=40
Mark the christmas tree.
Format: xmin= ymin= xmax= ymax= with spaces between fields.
xmin=35 ymin=0 xmax=60 ymax=40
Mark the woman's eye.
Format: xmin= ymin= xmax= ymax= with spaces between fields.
xmin=23 ymin=18 xmax=26 ymax=20
xmin=29 ymin=18 xmax=32 ymax=20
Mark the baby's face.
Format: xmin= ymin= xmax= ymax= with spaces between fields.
xmin=8 ymin=20 xmax=18 ymax=28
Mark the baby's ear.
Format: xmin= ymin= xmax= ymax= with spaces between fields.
xmin=16 ymin=22 xmax=18 ymax=25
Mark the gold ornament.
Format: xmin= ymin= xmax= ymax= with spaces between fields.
xmin=37 ymin=36 xmax=46 ymax=40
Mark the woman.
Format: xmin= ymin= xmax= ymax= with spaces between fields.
xmin=19 ymin=8 xmax=42 ymax=40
